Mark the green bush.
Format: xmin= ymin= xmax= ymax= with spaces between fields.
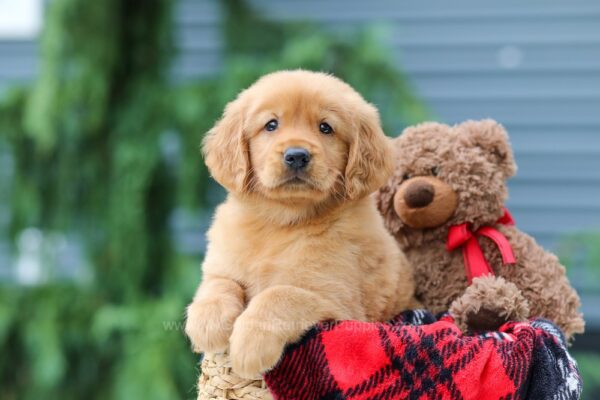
xmin=573 ymin=352 xmax=600 ymax=399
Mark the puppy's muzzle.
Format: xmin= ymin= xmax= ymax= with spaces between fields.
xmin=283 ymin=147 xmax=311 ymax=170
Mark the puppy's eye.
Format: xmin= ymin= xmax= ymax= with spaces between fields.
xmin=402 ymin=173 xmax=412 ymax=181
xmin=319 ymin=122 xmax=333 ymax=135
xmin=431 ymin=166 xmax=440 ymax=176
xmin=265 ymin=119 xmax=278 ymax=132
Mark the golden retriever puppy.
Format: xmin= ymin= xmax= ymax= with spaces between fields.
xmin=185 ymin=70 xmax=416 ymax=378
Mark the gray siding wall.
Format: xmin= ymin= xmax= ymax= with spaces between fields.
xmin=173 ymin=0 xmax=222 ymax=79
xmin=0 ymin=40 xmax=38 ymax=93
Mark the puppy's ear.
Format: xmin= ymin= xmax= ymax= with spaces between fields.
xmin=458 ymin=119 xmax=517 ymax=178
xmin=344 ymin=104 xmax=394 ymax=199
xmin=202 ymin=97 xmax=250 ymax=192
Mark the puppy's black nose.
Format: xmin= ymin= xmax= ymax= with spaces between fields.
xmin=283 ymin=147 xmax=310 ymax=170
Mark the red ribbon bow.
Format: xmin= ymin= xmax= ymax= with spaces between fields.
xmin=446 ymin=208 xmax=516 ymax=284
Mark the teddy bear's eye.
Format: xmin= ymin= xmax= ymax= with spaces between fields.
xmin=402 ymin=173 xmax=412 ymax=181
xmin=431 ymin=166 xmax=440 ymax=176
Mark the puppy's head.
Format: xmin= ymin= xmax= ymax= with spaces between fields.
xmin=203 ymin=70 xmax=393 ymax=205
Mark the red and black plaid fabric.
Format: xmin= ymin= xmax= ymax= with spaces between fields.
xmin=264 ymin=310 xmax=581 ymax=400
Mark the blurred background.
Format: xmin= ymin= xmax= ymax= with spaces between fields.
xmin=0 ymin=0 xmax=599 ymax=398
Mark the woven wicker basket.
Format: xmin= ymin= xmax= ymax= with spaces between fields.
xmin=197 ymin=352 xmax=273 ymax=400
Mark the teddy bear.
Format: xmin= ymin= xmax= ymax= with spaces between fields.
xmin=375 ymin=119 xmax=585 ymax=339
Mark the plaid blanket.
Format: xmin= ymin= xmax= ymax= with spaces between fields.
xmin=264 ymin=310 xmax=582 ymax=400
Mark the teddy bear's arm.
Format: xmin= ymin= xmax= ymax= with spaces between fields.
xmin=449 ymin=275 xmax=529 ymax=333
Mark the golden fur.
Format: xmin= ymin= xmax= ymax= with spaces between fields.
xmin=185 ymin=70 xmax=416 ymax=378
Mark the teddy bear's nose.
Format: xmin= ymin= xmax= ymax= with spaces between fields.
xmin=403 ymin=181 xmax=435 ymax=208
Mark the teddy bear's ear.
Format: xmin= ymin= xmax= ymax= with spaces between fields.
xmin=401 ymin=121 xmax=452 ymax=144
xmin=458 ymin=119 xmax=517 ymax=177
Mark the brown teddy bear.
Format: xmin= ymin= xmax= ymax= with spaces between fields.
xmin=375 ymin=119 xmax=585 ymax=339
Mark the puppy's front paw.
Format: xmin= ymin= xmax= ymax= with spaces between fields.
xmin=229 ymin=314 xmax=287 ymax=379
xmin=184 ymin=299 xmax=240 ymax=353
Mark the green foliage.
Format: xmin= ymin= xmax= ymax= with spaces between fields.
xmin=24 ymin=1 xmax=119 ymax=152
xmin=4 ymin=0 xmax=175 ymax=300
xmin=559 ymin=232 xmax=600 ymax=271
xmin=573 ymin=352 xmax=600 ymax=399
xmin=0 ymin=264 xmax=197 ymax=400
xmin=0 ymin=0 xmax=428 ymax=398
